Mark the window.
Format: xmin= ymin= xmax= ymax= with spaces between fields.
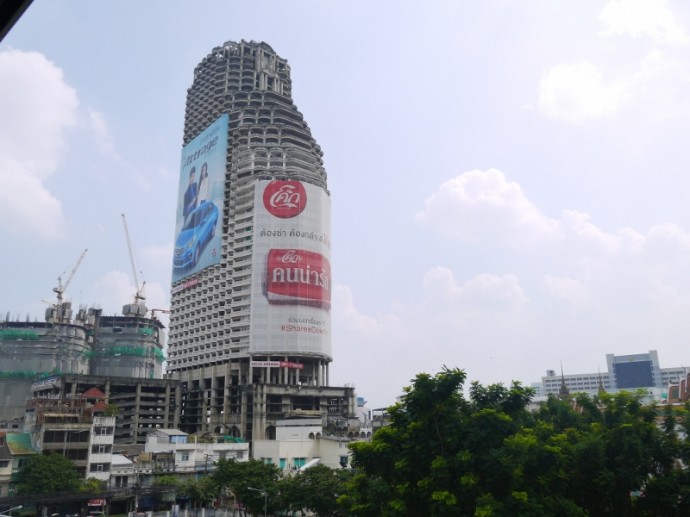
xmin=90 ymin=463 xmax=110 ymax=472
xmin=293 ymin=457 xmax=306 ymax=469
xmin=279 ymin=458 xmax=286 ymax=470
xmin=181 ymin=452 xmax=189 ymax=462
xmin=92 ymin=444 xmax=112 ymax=454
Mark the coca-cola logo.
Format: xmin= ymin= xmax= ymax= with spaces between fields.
xmin=263 ymin=181 xmax=307 ymax=219
xmin=266 ymin=248 xmax=331 ymax=310
xmin=280 ymin=250 xmax=300 ymax=264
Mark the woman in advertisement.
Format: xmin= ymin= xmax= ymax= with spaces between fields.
xmin=197 ymin=162 xmax=210 ymax=204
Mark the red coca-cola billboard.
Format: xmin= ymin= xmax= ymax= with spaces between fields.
xmin=266 ymin=249 xmax=331 ymax=309
xmin=250 ymin=180 xmax=332 ymax=358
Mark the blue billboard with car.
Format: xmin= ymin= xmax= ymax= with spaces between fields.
xmin=172 ymin=114 xmax=228 ymax=282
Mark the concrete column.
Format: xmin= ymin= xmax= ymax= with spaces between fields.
xmin=133 ymin=382 xmax=142 ymax=442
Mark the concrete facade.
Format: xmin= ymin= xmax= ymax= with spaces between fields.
xmin=167 ymin=40 xmax=356 ymax=442
xmin=30 ymin=374 xmax=181 ymax=445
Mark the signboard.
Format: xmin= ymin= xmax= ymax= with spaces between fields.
xmin=249 ymin=180 xmax=331 ymax=358
xmin=172 ymin=114 xmax=228 ymax=283
xmin=171 ymin=276 xmax=200 ymax=294
xmin=251 ymin=360 xmax=305 ymax=369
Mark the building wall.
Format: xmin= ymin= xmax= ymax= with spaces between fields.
xmin=87 ymin=416 xmax=116 ymax=481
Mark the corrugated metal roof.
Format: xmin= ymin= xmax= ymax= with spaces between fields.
xmin=6 ymin=433 xmax=38 ymax=455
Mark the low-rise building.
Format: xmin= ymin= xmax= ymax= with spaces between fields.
xmin=24 ymin=397 xmax=115 ymax=480
xmin=253 ymin=417 xmax=354 ymax=471
xmin=143 ymin=429 xmax=249 ymax=478
xmin=0 ymin=432 xmax=37 ymax=497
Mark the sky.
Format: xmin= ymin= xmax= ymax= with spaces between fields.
xmin=3 ymin=0 xmax=690 ymax=409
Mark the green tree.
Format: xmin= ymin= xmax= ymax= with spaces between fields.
xmin=345 ymin=367 xmax=474 ymax=515
xmin=211 ymin=458 xmax=280 ymax=515
xmin=178 ymin=477 xmax=215 ymax=508
xmin=276 ymin=464 xmax=351 ymax=516
xmin=14 ymin=452 xmax=82 ymax=495
xmin=342 ymin=368 xmax=690 ymax=516
xmin=81 ymin=477 xmax=106 ymax=493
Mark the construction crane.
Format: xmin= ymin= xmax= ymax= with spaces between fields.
xmin=53 ymin=248 xmax=88 ymax=305
xmin=151 ymin=308 xmax=171 ymax=320
xmin=121 ymin=213 xmax=146 ymax=306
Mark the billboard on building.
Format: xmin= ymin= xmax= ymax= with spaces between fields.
xmin=172 ymin=114 xmax=228 ymax=283
xmin=249 ymin=180 xmax=332 ymax=358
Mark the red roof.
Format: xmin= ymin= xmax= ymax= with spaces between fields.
xmin=82 ymin=387 xmax=106 ymax=399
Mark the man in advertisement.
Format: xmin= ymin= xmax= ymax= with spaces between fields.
xmin=182 ymin=166 xmax=198 ymax=218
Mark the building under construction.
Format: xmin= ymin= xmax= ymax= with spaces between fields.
xmin=0 ymin=304 xmax=167 ymax=424
xmin=30 ymin=374 xmax=180 ymax=445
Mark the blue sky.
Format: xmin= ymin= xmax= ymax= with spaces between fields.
xmin=3 ymin=0 xmax=690 ymax=408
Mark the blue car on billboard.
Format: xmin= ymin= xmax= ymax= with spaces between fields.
xmin=174 ymin=201 xmax=219 ymax=270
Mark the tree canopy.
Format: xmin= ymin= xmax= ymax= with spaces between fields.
xmin=14 ymin=452 xmax=82 ymax=495
xmin=340 ymin=367 xmax=690 ymax=517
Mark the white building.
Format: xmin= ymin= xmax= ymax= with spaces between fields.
xmin=536 ymin=350 xmax=687 ymax=398
xmin=253 ymin=418 xmax=353 ymax=471
xmin=87 ymin=416 xmax=116 ymax=482
xmin=144 ymin=429 xmax=249 ymax=475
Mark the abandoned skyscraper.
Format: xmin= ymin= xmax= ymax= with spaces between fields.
xmin=167 ymin=41 xmax=357 ymax=442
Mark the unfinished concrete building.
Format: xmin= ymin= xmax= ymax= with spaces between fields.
xmin=167 ymin=40 xmax=357 ymax=442
xmin=24 ymin=396 xmax=116 ymax=480
xmin=0 ymin=304 xmax=166 ymax=425
xmin=30 ymin=374 xmax=181 ymax=445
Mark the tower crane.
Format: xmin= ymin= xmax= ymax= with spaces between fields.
xmin=121 ymin=213 xmax=146 ymax=307
xmin=53 ymin=248 xmax=88 ymax=305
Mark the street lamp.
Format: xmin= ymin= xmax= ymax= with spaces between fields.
xmin=247 ymin=487 xmax=267 ymax=517
xmin=0 ymin=506 xmax=23 ymax=517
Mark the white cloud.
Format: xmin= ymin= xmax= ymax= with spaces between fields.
xmin=542 ymin=275 xmax=589 ymax=306
xmin=91 ymin=270 xmax=134 ymax=314
xmin=423 ymin=267 xmax=527 ymax=311
xmin=88 ymin=108 xmax=117 ymax=156
xmin=415 ymin=169 xmax=561 ymax=247
xmin=0 ymin=49 xmax=78 ymax=239
xmin=537 ymin=62 xmax=630 ymax=123
xmin=599 ymin=0 xmax=687 ymax=43
xmin=537 ymin=1 xmax=690 ymax=124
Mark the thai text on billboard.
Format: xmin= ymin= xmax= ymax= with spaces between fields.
xmin=171 ymin=114 xmax=228 ymax=283
xmin=249 ymin=180 xmax=332 ymax=359
xmin=251 ymin=360 xmax=305 ymax=370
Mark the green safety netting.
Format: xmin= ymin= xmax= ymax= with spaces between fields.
xmin=0 ymin=329 xmax=40 ymax=340
xmin=96 ymin=345 xmax=166 ymax=362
